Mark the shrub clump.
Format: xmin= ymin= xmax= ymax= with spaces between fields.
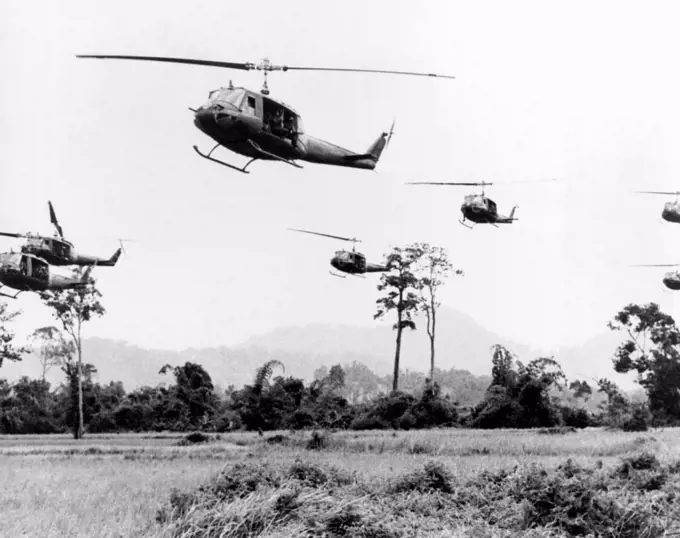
xmin=306 ymin=430 xmax=328 ymax=450
xmin=177 ymin=431 xmax=211 ymax=446
xmin=156 ymin=461 xmax=282 ymax=523
xmin=623 ymin=403 xmax=650 ymax=432
xmin=391 ymin=460 xmax=454 ymax=494
xmin=538 ymin=426 xmax=577 ymax=435
xmin=266 ymin=434 xmax=289 ymax=445
xmin=454 ymin=456 xmax=670 ymax=537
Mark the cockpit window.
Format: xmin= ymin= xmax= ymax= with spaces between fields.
xmin=202 ymin=88 xmax=245 ymax=110
xmin=216 ymin=88 xmax=245 ymax=108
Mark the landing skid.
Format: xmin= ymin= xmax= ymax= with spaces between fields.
xmin=247 ymin=140 xmax=303 ymax=169
xmin=193 ymin=144 xmax=257 ymax=174
xmin=459 ymin=219 xmax=474 ymax=229
xmin=0 ymin=287 xmax=21 ymax=299
xmin=329 ymin=270 xmax=366 ymax=279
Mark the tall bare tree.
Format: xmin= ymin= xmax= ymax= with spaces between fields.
xmin=40 ymin=268 xmax=105 ymax=439
xmin=28 ymin=326 xmax=74 ymax=381
xmin=0 ymin=301 xmax=28 ymax=368
xmin=375 ymin=246 xmax=422 ymax=392
xmin=410 ymin=243 xmax=463 ymax=387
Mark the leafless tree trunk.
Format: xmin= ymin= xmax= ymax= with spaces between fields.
xmin=426 ymin=303 xmax=436 ymax=386
xmin=76 ymin=346 xmax=84 ymax=439
xmin=392 ymin=290 xmax=404 ymax=392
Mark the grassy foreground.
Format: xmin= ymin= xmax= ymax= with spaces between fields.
xmin=1 ymin=427 xmax=679 ymax=537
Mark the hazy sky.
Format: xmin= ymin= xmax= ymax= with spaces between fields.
xmin=2 ymin=0 xmax=680 ymax=354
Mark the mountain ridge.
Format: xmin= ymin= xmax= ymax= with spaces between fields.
xmin=1 ymin=306 xmax=636 ymax=391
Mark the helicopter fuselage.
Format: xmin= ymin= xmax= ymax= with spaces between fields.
xmin=192 ymin=87 xmax=388 ymax=170
xmin=19 ymin=237 xmax=121 ymax=267
xmin=460 ymin=194 xmax=517 ymax=225
xmin=0 ymin=252 xmax=92 ymax=294
xmin=662 ymin=201 xmax=680 ymax=224
xmin=330 ymin=250 xmax=387 ymax=275
xmin=663 ymin=271 xmax=680 ymax=290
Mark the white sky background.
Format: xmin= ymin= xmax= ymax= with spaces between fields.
xmin=1 ymin=0 xmax=680 ymax=353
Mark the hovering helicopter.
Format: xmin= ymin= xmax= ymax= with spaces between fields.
xmin=0 ymin=201 xmax=123 ymax=267
xmin=288 ymin=228 xmax=388 ymax=278
xmin=75 ymin=54 xmax=454 ymax=174
xmin=633 ymin=190 xmax=680 ymax=223
xmin=0 ymin=252 xmax=95 ymax=299
xmin=630 ymin=264 xmax=680 ymax=291
xmin=406 ymin=178 xmax=560 ymax=228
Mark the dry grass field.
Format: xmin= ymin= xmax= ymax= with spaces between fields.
xmin=2 ymin=427 xmax=679 ymax=537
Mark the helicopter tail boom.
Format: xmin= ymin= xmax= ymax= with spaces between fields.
xmin=343 ymin=119 xmax=395 ymax=165
xmin=365 ymin=263 xmax=389 ymax=273
xmin=101 ymin=247 xmax=123 ymax=267
xmin=496 ymin=206 xmax=519 ymax=223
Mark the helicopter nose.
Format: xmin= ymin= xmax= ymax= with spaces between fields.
xmin=330 ymin=258 xmax=340 ymax=269
xmin=193 ymin=107 xmax=215 ymax=132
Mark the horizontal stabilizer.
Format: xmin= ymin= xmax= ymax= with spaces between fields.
xmin=344 ymin=153 xmax=377 ymax=162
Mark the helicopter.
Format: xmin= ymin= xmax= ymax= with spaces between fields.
xmin=630 ymin=264 xmax=680 ymax=291
xmin=633 ymin=190 xmax=680 ymax=223
xmin=406 ymin=178 xmax=560 ymax=228
xmin=0 ymin=251 xmax=96 ymax=299
xmin=75 ymin=54 xmax=454 ymax=174
xmin=0 ymin=201 xmax=123 ymax=267
xmin=287 ymin=228 xmax=388 ymax=278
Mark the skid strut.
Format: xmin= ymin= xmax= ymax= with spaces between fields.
xmin=193 ymin=144 xmax=257 ymax=174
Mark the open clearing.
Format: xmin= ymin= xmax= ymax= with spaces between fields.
xmin=2 ymin=428 xmax=680 ymax=537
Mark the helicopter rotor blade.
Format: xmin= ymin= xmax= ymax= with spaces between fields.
xmin=48 ymin=201 xmax=64 ymax=238
xmin=287 ymin=228 xmax=361 ymax=243
xmin=406 ymin=182 xmax=491 ymax=187
xmin=406 ymin=178 xmax=562 ymax=187
xmin=76 ymin=55 xmax=255 ymax=71
xmin=0 ymin=232 xmax=28 ymax=239
xmin=491 ymin=178 xmax=563 ymax=185
xmin=76 ymin=55 xmax=456 ymax=79
xmin=634 ymin=190 xmax=680 ymax=196
xmin=630 ymin=264 xmax=679 ymax=267
xmin=281 ymin=65 xmax=455 ymax=79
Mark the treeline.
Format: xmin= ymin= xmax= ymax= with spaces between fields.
xmin=1 ymin=262 xmax=679 ymax=436
xmin=0 ymin=343 xmax=665 ymax=435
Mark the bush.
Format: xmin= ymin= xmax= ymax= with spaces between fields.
xmin=391 ymin=460 xmax=454 ymax=494
xmin=350 ymin=415 xmax=389 ymax=431
xmin=560 ymin=405 xmax=592 ymax=428
xmin=177 ymin=432 xmax=211 ymax=446
xmin=87 ymin=411 xmax=118 ymax=433
xmin=623 ymin=402 xmax=650 ymax=432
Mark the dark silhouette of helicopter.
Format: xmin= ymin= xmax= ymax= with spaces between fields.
xmin=631 ymin=264 xmax=680 ymax=290
xmin=76 ymin=55 xmax=454 ymax=174
xmin=406 ymin=178 xmax=560 ymax=228
xmin=634 ymin=190 xmax=680 ymax=223
xmin=0 ymin=252 xmax=96 ymax=299
xmin=288 ymin=228 xmax=388 ymax=278
xmin=0 ymin=201 xmax=122 ymax=267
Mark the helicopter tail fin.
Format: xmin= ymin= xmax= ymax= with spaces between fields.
xmin=343 ymin=118 xmax=396 ymax=165
xmin=108 ymin=247 xmax=123 ymax=266
xmin=509 ymin=206 xmax=518 ymax=220
xmin=366 ymin=118 xmax=395 ymax=162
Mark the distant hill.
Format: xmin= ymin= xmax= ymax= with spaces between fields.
xmin=1 ymin=306 xmax=637 ymax=392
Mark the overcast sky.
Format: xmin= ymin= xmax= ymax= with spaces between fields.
xmin=2 ymin=0 xmax=680 ymax=354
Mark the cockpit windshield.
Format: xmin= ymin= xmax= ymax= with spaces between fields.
xmin=202 ymin=88 xmax=246 ymax=110
xmin=217 ymin=89 xmax=245 ymax=107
